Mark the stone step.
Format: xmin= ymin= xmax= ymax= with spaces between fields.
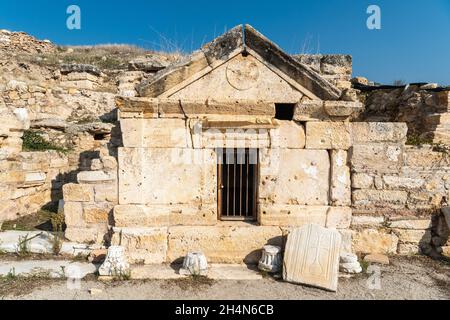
xmin=0 ymin=230 xmax=101 ymax=256
xmin=0 ymin=260 xmax=98 ymax=278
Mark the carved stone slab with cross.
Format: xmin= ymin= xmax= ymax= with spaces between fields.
xmin=283 ymin=224 xmax=342 ymax=291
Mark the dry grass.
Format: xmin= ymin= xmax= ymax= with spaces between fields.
xmin=14 ymin=43 xmax=183 ymax=72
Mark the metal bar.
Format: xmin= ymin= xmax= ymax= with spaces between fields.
xmin=233 ymin=150 xmax=236 ymax=217
xmin=239 ymin=150 xmax=243 ymax=217
xmin=245 ymin=149 xmax=249 ymax=217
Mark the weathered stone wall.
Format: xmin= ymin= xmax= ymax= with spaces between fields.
xmin=357 ymin=84 xmax=450 ymax=144
xmin=0 ymin=106 xmax=71 ymax=222
xmin=92 ymin=95 xmax=363 ymax=264
xmin=349 ymin=122 xmax=450 ymax=255
xmin=62 ymin=154 xmax=118 ymax=244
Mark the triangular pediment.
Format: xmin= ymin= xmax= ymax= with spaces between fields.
xmin=137 ymin=25 xmax=342 ymax=101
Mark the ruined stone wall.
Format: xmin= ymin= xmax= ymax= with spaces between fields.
xmin=357 ymin=85 xmax=450 ymax=144
xmin=0 ymin=106 xmax=70 ymax=222
xmin=349 ymin=122 xmax=450 ymax=256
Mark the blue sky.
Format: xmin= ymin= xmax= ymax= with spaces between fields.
xmin=1 ymin=0 xmax=449 ymax=85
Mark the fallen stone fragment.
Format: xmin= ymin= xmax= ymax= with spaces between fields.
xmin=283 ymin=224 xmax=342 ymax=292
xmin=339 ymin=253 xmax=358 ymax=264
xmin=339 ymin=262 xmax=362 ymax=274
xmin=364 ymin=253 xmax=390 ymax=265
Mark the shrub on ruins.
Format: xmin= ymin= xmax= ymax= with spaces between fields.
xmin=21 ymin=130 xmax=68 ymax=153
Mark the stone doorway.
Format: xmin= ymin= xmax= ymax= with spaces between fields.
xmin=217 ymin=148 xmax=259 ymax=221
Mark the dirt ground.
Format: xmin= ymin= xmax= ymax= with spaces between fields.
xmin=1 ymin=256 xmax=448 ymax=300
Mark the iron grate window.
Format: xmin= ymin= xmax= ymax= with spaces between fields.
xmin=217 ymin=148 xmax=259 ymax=221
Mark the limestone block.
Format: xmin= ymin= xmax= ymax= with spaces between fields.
xmin=167 ymin=226 xmax=283 ymax=264
xmin=116 ymin=96 xmax=158 ymax=116
xmin=60 ymin=80 xmax=98 ymax=90
xmin=259 ymin=205 xmax=328 ymax=227
xmin=293 ymin=100 xmax=329 ymax=121
xmin=330 ymin=150 xmax=351 ymax=206
xmin=63 ymin=202 xmax=84 ymax=227
xmin=326 ymin=207 xmax=352 ymax=229
xmin=283 ymin=224 xmax=341 ymax=292
xmin=63 ymin=183 xmax=93 ymax=202
xmin=323 ymin=101 xmax=363 ymax=117
xmin=83 ymin=206 xmax=110 ymax=224
xmin=77 ymin=171 xmax=116 ymax=184
xmin=351 ymin=122 xmax=408 ymax=143
xmin=352 ymin=190 xmax=407 ymax=208
xmin=111 ymin=227 xmax=168 ymax=264
xmin=351 ymin=215 xmax=385 ymax=227
xmin=352 ymin=229 xmax=399 ymax=254
xmin=200 ymin=128 xmax=270 ymax=149
xmin=388 ymin=218 xmax=432 ymax=230
xmin=94 ymin=184 xmax=117 ymax=203
xmin=118 ymin=148 xmax=215 ymax=205
xmin=305 ymin=122 xmax=351 ymax=150
xmin=404 ymin=146 xmax=450 ymax=168
xmin=66 ymin=72 xmax=99 ymax=82
xmin=392 ymin=229 xmax=432 ymax=244
xmin=139 ymin=119 xmax=190 ymax=148
xmin=118 ymin=147 xmax=144 ymax=204
xmin=113 ymin=204 xmax=216 ymax=227
xmin=119 ymin=118 xmax=142 ymax=148
xmin=351 ymin=143 xmax=403 ymax=173
xmin=22 ymin=172 xmax=46 ymax=187
xmin=101 ymin=156 xmax=117 ymax=170
xmin=65 ymin=226 xmax=107 ymax=244
xmin=270 ymin=121 xmax=305 ymax=149
xmin=259 ymin=149 xmax=330 ymax=205
xmin=351 ymin=173 xmax=374 ymax=189
xmin=382 ymin=176 xmax=425 ymax=190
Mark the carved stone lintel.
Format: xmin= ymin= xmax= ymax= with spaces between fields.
xmin=258 ymin=245 xmax=282 ymax=273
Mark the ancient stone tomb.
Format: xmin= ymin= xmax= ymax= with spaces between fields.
xmin=63 ymin=24 xmax=434 ymax=264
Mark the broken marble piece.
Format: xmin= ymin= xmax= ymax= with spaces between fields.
xmin=179 ymin=251 xmax=208 ymax=276
xmin=339 ymin=253 xmax=362 ymax=274
xmin=283 ymin=224 xmax=342 ymax=291
xmin=98 ymin=246 xmax=130 ymax=276
xmin=258 ymin=245 xmax=282 ymax=273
